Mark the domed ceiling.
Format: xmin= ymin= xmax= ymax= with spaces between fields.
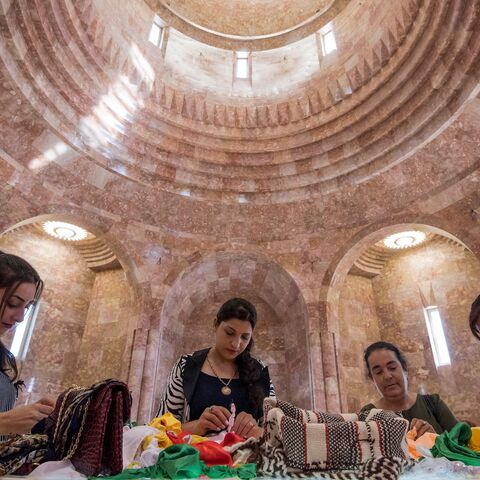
xmin=144 ymin=0 xmax=350 ymax=49
xmin=0 ymin=0 xmax=479 ymax=239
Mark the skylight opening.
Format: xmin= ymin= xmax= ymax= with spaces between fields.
xmin=423 ymin=306 xmax=451 ymax=367
xmin=235 ymin=51 xmax=250 ymax=80
xmin=149 ymin=15 xmax=166 ymax=50
xmin=321 ymin=28 xmax=337 ymax=56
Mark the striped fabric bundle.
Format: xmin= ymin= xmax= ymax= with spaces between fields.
xmin=261 ymin=398 xmax=410 ymax=474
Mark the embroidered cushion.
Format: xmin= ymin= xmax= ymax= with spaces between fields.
xmin=262 ymin=398 xmax=409 ymax=472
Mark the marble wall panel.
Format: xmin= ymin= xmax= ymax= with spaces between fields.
xmin=73 ymin=268 xmax=136 ymax=386
xmin=0 ymin=229 xmax=95 ymax=403
xmin=372 ymin=242 xmax=480 ymax=425
xmin=337 ymin=274 xmax=381 ymax=412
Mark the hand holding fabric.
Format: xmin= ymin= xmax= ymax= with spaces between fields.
xmin=195 ymin=405 xmax=230 ymax=435
xmin=232 ymin=412 xmax=261 ymax=439
xmin=0 ymin=401 xmax=54 ymax=434
xmin=410 ymin=417 xmax=435 ymax=438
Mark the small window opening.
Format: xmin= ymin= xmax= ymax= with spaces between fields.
xmin=10 ymin=303 xmax=40 ymax=362
xmin=149 ymin=14 xmax=166 ymax=50
xmin=235 ymin=51 xmax=250 ymax=80
xmin=423 ymin=306 xmax=451 ymax=367
xmin=321 ymin=28 xmax=337 ymax=56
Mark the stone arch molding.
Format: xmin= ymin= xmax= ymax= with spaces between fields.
xmin=0 ymin=212 xmax=149 ymax=413
xmin=150 ymin=249 xmax=312 ymax=418
xmin=316 ymin=219 xmax=480 ymax=412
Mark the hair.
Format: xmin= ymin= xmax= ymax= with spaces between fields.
xmin=469 ymin=295 xmax=480 ymax=341
xmin=363 ymin=341 xmax=408 ymax=379
xmin=215 ymin=298 xmax=264 ymax=415
xmin=0 ymin=251 xmax=43 ymax=383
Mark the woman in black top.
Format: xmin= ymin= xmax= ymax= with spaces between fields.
xmin=157 ymin=298 xmax=275 ymax=439
xmin=0 ymin=251 xmax=54 ymax=436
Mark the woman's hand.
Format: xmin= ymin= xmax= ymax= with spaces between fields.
xmin=195 ymin=405 xmax=230 ymax=435
xmin=410 ymin=417 xmax=435 ymax=438
xmin=0 ymin=400 xmax=54 ymax=435
xmin=233 ymin=411 xmax=261 ymax=439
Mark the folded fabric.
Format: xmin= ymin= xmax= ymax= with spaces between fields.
xmin=192 ymin=441 xmax=233 ymax=466
xmin=219 ymin=432 xmax=244 ymax=447
xmin=262 ymin=398 xmax=409 ymax=472
xmin=148 ymin=413 xmax=181 ymax=434
xmin=469 ymin=427 xmax=480 ymax=452
xmin=0 ymin=434 xmax=48 ymax=476
xmin=431 ymin=422 xmax=480 ymax=466
xmin=25 ymin=459 xmax=86 ymax=478
xmin=123 ymin=425 xmax=159 ymax=468
xmin=166 ymin=430 xmax=208 ymax=445
xmin=406 ymin=429 xmax=437 ymax=460
xmin=93 ymin=444 xmax=256 ymax=479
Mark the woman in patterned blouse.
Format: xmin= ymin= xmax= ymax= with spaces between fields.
xmin=157 ymin=298 xmax=275 ymax=439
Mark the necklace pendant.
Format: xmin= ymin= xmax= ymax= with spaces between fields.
xmin=221 ymin=386 xmax=232 ymax=395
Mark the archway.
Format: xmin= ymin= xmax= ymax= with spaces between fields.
xmin=149 ymin=250 xmax=312 ymax=420
xmin=319 ymin=220 xmax=480 ymax=422
xmin=0 ymin=213 xmax=143 ymax=408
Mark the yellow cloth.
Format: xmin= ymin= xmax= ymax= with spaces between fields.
xmin=143 ymin=413 xmax=183 ymax=450
xmin=468 ymin=427 xmax=480 ymax=452
xmin=148 ymin=412 xmax=182 ymax=433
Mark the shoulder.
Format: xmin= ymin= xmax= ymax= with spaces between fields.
xmin=173 ymin=348 xmax=210 ymax=376
xmin=359 ymin=403 xmax=375 ymax=413
xmin=418 ymin=393 xmax=440 ymax=405
xmin=416 ymin=393 xmax=445 ymax=414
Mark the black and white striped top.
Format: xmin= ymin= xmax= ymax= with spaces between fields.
xmin=0 ymin=371 xmax=16 ymax=413
xmin=0 ymin=371 xmax=16 ymax=441
xmin=157 ymin=351 xmax=275 ymax=422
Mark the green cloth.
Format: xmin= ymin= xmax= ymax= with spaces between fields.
xmin=360 ymin=394 xmax=458 ymax=434
xmin=92 ymin=444 xmax=256 ymax=479
xmin=431 ymin=422 xmax=480 ymax=466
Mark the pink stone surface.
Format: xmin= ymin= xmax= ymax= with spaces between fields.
xmin=0 ymin=0 xmax=478 ymax=424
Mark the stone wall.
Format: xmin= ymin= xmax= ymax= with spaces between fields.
xmin=73 ymin=268 xmax=136 ymax=386
xmin=0 ymin=229 xmax=95 ymax=402
xmin=0 ymin=229 xmax=136 ymax=404
xmin=337 ymin=274 xmax=381 ymax=412
xmin=372 ymin=241 xmax=480 ymax=424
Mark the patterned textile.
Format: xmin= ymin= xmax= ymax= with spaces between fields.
xmin=43 ymin=378 xmax=131 ymax=476
xmin=0 ymin=433 xmax=48 ymax=476
xmin=260 ymin=398 xmax=410 ymax=475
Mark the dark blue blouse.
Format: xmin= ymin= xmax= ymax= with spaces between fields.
xmin=189 ymin=371 xmax=259 ymax=422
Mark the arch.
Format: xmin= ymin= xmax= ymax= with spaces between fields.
xmin=0 ymin=212 xmax=150 ymax=417
xmin=316 ymin=216 xmax=480 ymax=412
xmin=145 ymin=249 xmax=312 ymax=420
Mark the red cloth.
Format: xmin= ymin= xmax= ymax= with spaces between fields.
xmin=166 ymin=431 xmax=189 ymax=444
xmin=192 ymin=441 xmax=233 ymax=466
xmin=220 ymin=432 xmax=245 ymax=447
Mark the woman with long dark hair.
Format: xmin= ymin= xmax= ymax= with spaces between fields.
xmin=157 ymin=298 xmax=275 ymax=439
xmin=0 ymin=251 xmax=54 ymax=436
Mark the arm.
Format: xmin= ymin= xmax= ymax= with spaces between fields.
xmin=0 ymin=400 xmax=54 ymax=435
xmin=156 ymin=356 xmax=187 ymax=421
xmin=433 ymin=394 xmax=458 ymax=432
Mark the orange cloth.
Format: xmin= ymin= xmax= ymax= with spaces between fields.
xmin=406 ymin=428 xmax=437 ymax=460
